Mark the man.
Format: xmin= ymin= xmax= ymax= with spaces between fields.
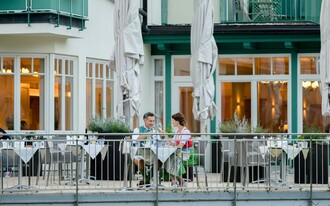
xmin=132 ymin=112 xmax=162 ymax=186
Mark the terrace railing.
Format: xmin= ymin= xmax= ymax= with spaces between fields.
xmin=0 ymin=132 xmax=329 ymax=193
xmin=220 ymin=0 xmax=321 ymax=23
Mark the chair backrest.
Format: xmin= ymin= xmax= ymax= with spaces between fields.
xmin=38 ymin=141 xmax=52 ymax=164
xmin=1 ymin=148 xmax=21 ymax=167
xmin=194 ymin=140 xmax=208 ymax=166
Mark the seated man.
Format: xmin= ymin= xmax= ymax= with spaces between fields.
xmin=132 ymin=112 xmax=162 ymax=186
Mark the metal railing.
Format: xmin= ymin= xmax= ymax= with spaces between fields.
xmin=220 ymin=0 xmax=321 ymax=23
xmin=0 ymin=0 xmax=88 ymax=29
xmin=0 ymin=133 xmax=329 ymax=193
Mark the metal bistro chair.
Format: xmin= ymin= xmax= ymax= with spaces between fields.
xmin=185 ymin=139 xmax=208 ymax=188
xmin=36 ymin=136 xmax=81 ymax=186
xmin=244 ymin=137 xmax=269 ymax=187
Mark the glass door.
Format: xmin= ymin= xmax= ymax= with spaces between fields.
xmin=172 ymin=83 xmax=200 ymax=133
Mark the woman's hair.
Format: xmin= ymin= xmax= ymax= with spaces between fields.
xmin=172 ymin=112 xmax=186 ymax=126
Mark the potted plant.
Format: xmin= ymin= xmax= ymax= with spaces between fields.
xmin=294 ymin=124 xmax=328 ymax=184
xmin=87 ymin=116 xmax=131 ymax=181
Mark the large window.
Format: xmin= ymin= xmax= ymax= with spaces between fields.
xmin=219 ymin=55 xmax=289 ymax=132
xmin=54 ymin=57 xmax=74 ymax=130
xmin=86 ymin=59 xmax=114 ymax=125
xmin=0 ymin=56 xmax=46 ymax=131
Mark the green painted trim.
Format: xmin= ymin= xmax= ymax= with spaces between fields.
xmin=291 ymin=51 xmax=298 ymax=134
xmin=161 ymin=0 xmax=168 ymax=25
xmin=165 ymin=52 xmax=172 ymax=124
xmin=143 ymin=34 xmax=319 ymax=44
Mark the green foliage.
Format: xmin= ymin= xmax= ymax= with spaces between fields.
xmin=218 ymin=112 xmax=249 ymax=133
xmin=253 ymin=124 xmax=269 ymax=133
xmin=87 ymin=116 xmax=104 ymax=133
xmin=218 ymin=112 xmax=267 ymax=134
xmin=103 ymin=118 xmax=131 ymax=133
xmin=165 ymin=121 xmax=174 ymax=138
xmin=87 ymin=116 xmax=131 ymax=133
xmin=298 ymin=124 xmax=326 ymax=140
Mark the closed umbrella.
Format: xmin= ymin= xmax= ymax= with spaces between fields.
xmin=320 ymin=0 xmax=330 ymax=116
xmin=109 ymin=0 xmax=144 ymax=123
xmin=190 ymin=0 xmax=218 ymax=121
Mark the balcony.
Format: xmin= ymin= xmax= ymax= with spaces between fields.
xmin=221 ymin=0 xmax=321 ymax=23
xmin=0 ymin=0 xmax=88 ymax=30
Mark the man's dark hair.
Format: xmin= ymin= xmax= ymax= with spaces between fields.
xmin=143 ymin=112 xmax=155 ymax=120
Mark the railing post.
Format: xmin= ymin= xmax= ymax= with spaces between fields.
xmin=75 ymin=138 xmax=79 ymax=206
xmin=233 ymin=135 xmax=237 ymax=206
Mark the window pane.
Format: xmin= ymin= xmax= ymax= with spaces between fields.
xmin=58 ymin=59 xmax=62 ymax=74
xmin=179 ymin=87 xmax=200 ymax=133
xmin=65 ymin=78 xmax=73 ymax=130
xmin=89 ymin=63 xmax=93 ymax=77
xmin=2 ymin=57 xmax=14 ymax=74
xmin=65 ymin=60 xmax=69 ymax=75
xmin=100 ymin=64 xmax=104 ymax=78
xmin=302 ymin=81 xmax=324 ymax=128
xmin=237 ymin=58 xmax=253 ymax=75
xmin=300 ymin=57 xmax=318 ymax=74
xmin=154 ymin=59 xmax=163 ymax=76
xmin=219 ymin=58 xmax=235 ymax=75
xmin=273 ymin=57 xmax=289 ymax=75
xmin=255 ymin=58 xmax=271 ymax=75
xmin=86 ymin=79 xmax=92 ymax=124
xmin=21 ymin=75 xmax=44 ymax=130
xmin=155 ymin=81 xmax=164 ymax=126
xmin=95 ymin=80 xmax=103 ymax=117
xmin=69 ymin=60 xmax=73 ymax=75
xmin=54 ymin=76 xmax=62 ymax=130
xmin=54 ymin=59 xmax=58 ymax=74
xmin=95 ymin=64 xmax=99 ymax=78
xmin=106 ymin=64 xmax=110 ymax=79
xmin=106 ymin=81 xmax=113 ymax=118
xmin=34 ymin=58 xmax=45 ymax=73
xmin=258 ymin=81 xmax=287 ymax=132
xmin=21 ymin=58 xmax=32 ymax=74
xmin=0 ymin=75 xmax=14 ymax=130
xmin=221 ymin=82 xmax=251 ymax=122
xmin=174 ymin=58 xmax=190 ymax=76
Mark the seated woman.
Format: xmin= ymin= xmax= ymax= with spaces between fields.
xmin=163 ymin=112 xmax=194 ymax=188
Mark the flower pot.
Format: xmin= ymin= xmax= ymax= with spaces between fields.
xmin=294 ymin=144 xmax=328 ymax=184
xmin=90 ymin=135 xmax=127 ymax=180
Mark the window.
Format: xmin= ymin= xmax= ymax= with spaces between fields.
xmin=218 ymin=55 xmax=289 ymax=132
xmin=0 ymin=57 xmax=14 ymax=130
xmin=0 ymin=56 xmax=46 ymax=131
xmin=86 ymin=59 xmax=114 ymax=125
xmin=153 ymin=58 xmax=165 ymax=127
xmin=20 ymin=57 xmax=45 ymax=130
xmin=54 ymin=57 xmax=74 ymax=130
xmin=172 ymin=56 xmax=200 ymax=133
xmin=174 ymin=58 xmax=190 ymax=76
xmin=299 ymin=55 xmax=329 ymax=131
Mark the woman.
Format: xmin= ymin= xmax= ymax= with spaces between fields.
xmin=164 ymin=112 xmax=193 ymax=188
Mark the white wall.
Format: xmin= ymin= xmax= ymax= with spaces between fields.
xmin=138 ymin=44 xmax=153 ymax=123
xmin=148 ymin=0 xmax=162 ymax=25
xmin=168 ymin=0 xmax=193 ymax=24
